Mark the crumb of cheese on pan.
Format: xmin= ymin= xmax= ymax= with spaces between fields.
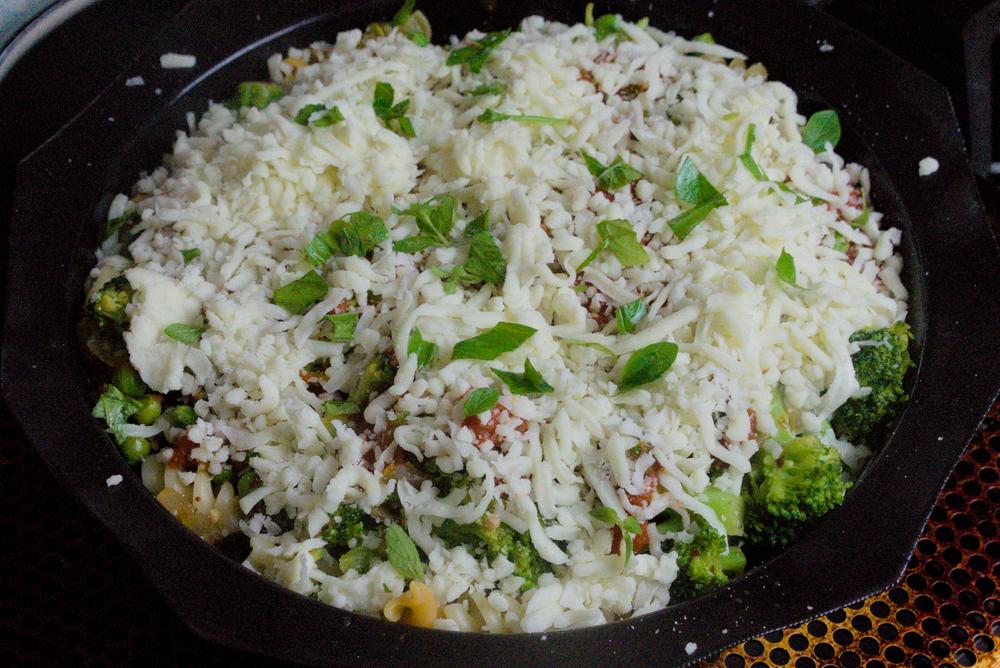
xmin=819 ymin=40 xmax=834 ymax=52
xmin=685 ymin=642 xmax=698 ymax=655
xmin=106 ymin=474 xmax=124 ymax=487
xmin=160 ymin=53 xmax=196 ymax=69
xmin=125 ymin=76 xmax=145 ymax=87
xmin=918 ymin=156 xmax=939 ymax=176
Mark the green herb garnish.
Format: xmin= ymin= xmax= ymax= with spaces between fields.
xmin=273 ymin=270 xmax=329 ymax=314
xmin=590 ymin=506 xmax=643 ymax=566
xmin=446 ymin=29 xmax=510 ymax=73
xmin=230 ymin=82 xmax=285 ymax=110
xmin=466 ymin=81 xmax=507 ymax=96
xmin=92 ymin=385 xmax=141 ymax=445
xmin=832 ymin=230 xmax=849 ymax=254
xmin=576 ymin=219 xmax=650 ymax=271
xmin=393 ymin=195 xmax=456 ymax=252
xmin=180 ymin=248 xmax=200 ymax=264
xmin=739 ymin=124 xmax=768 ymax=181
xmin=584 ymin=3 xmax=624 ymax=42
xmin=324 ymin=312 xmax=359 ymax=342
xmin=453 ymin=322 xmax=536 ymax=360
xmin=493 ymin=359 xmax=554 ymax=396
xmin=164 ymin=323 xmax=204 ymax=344
xmin=562 ymin=339 xmax=616 ymax=356
xmin=776 ymin=248 xmax=797 ymax=285
xmin=373 ymin=81 xmax=415 ymax=137
xmin=463 ymin=387 xmax=500 ymax=417
xmin=294 ymin=103 xmax=344 ymax=127
xmin=324 ymin=400 xmax=361 ymax=418
xmin=615 ymin=299 xmax=647 ymax=334
xmin=618 ymin=341 xmax=678 ymax=393
xmin=801 ymin=109 xmax=841 ymax=153
xmin=306 ymin=212 xmax=389 ymax=266
xmin=667 ymin=157 xmax=727 ymax=241
xmin=407 ymin=327 xmax=438 ymax=368
xmin=385 ymin=524 xmax=424 ymax=579
xmin=477 ymin=108 xmax=568 ymax=125
xmin=581 ymin=150 xmax=644 ymax=191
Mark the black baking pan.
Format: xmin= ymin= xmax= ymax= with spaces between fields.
xmin=3 ymin=0 xmax=999 ymax=665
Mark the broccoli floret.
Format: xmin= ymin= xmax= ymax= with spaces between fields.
xmin=321 ymin=504 xmax=369 ymax=551
xmin=419 ymin=458 xmax=473 ymax=497
xmin=831 ymin=323 xmax=912 ymax=447
xmin=91 ymin=275 xmax=133 ymax=326
xmin=742 ymin=435 xmax=850 ymax=549
xmin=700 ymin=485 xmax=744 ymax=536
xmin=671 ymin=525 xmax=746 ymax=600
xmin=348 ymin=352 xmax=397 ymax=406
xmin=433 ymin=515 xmax=550 ymax=590
xmin=508 ymin=532 xmax=549 ymax=590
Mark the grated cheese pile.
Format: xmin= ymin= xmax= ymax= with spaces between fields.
xmin=87 ymin=15 xmax=907 ymax=632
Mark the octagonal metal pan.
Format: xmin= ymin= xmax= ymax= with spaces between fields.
xmin=3 ymin=0 xmax=999 ymax=665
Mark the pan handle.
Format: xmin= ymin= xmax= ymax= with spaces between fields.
xmin=964 ymin=1 xmax=1000 ymax=179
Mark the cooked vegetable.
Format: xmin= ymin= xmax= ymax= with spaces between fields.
xmin=776 ymin=248 xmax=797 ymax=286
xmin=134 ymin=394 xmax=163 ymax=426
xmin=463 ymin=387 xmax=500 ymax=417
xmin=434 ymin=515 xmax=549 ymax=589
xmin=272 ymin=271 xmax=329 ymax=314
xmin=446 ymin=29 xmax=510 ymax=73
xmin=671 ymin=524 xmax=746 ymax=599
xmin=802 ymin=109 xmax=841 ymax=153
xmin=407 ymin=328 xmax=437 ymax=368
xmin=348 ymin=352 xmax=397 ymax=405
xmin=492 ymin=359 xmax=554 ymax=395
xmin=91 ymin=276 xmax=133 ymax=326
xmin=742 ymin=435 xmax=850 ymax=549
xmin=576 ymin=219 xmax=650 ymax=271
xmin=373 ymin=81 xmax=415 ymax=137
xmin=386 ymin=524 xmax=425 ymax=579
xmin=668 ymin=157 xmax=728 ymax=241
xmin=831 ymin=323 xmax=913 ymax=446
xmin=322 ymin=504 xmax=369 ymax=551
xmin=618 ymin=342 xmax=679 ymax=393
xmin=477 ymin=109 xmax=568 ymax=125
xmin=112 ymin=364 xmax=147 ymax=398
xmin=121 ymin=435 xmax=151 ymax=464
xmin=581 ymin=151 xmax=644 ymax=191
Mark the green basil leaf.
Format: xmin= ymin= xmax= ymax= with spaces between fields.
xmin=373 ymin=82 xmax=414 ymax=136
xmin=385 ymin=524 xmax=424 ymax=579
xmin=596 ymin=219 xmax=650 ymax=267
xmin=668 ymin=158 xmax=727 ymax=241
xmin=393 ymin=235 xmax=438 ymax=253
xmin=294 ymin=103 xmax=326 ymax=125
xmin=739 ymin=124 xmax=768 ymax=181
xmin=466 ymin=81 xmax=507 ymax=96
xmin=589 ymin=506 xmax=622 ymax=526
xmin=92 ymin=385 xmax=141 ymax=445
xmin=180 ymin=248 xmax=200 ymax=264
xmin=103 ymin=210 xmax=140 ymax=241
xmin=802 ymin=109 xmax=841 ymax=153
xmin=667 ymin=199 xmax=721 ymax=241
xmin=562 ymin=339 xmax=616 ymax=356
xmin=453 ymin=322 xmax=537 ymax=360
xmin=463 ymin=387 xmax=500 ymax=417
xmin=407 ymin=327 xmax=438 ymax=369
xmin=446 ymin=29 xmax=510 ymax=73
xmin=675 ymin=156 xmax=724 ymax=204
xmin=575 ymin=238 xmax=607 ymax=272
xmin=303 ymin=231 xmax=335 ymax=267
xmin=832 ymin=230 xmax=849 ymax=254
xmin=408 ymin=31 xmax=429 ymax=47
xmin=328 ymin=211 xmax=389 ymax=257
xmin=596 ymin=156 xmax=643 ymax=191
xmin=621 ymin=517 xmax=642 ymax=534
xmin=324 ymin=312 xmax=359 ymax=342
xmin=273 ymin=270 xmax=329 ymax=314
xmin=692 ymin=32 xmax=715 ymax=44
xmin=580 ymin=151 xmax=643 ymax=191
xmin=618 ymin=341 xmax=678 ymax=392
xmin=395 ymin=195 xmax=456 ymax=249
xmin=463 ymin=212 xmax=489 ymax=238
xmin=852 ymin=190 xmax=870 ymax=229
xmin=338 ymin=546 xmax=375 ymax=575
xmin=324 ymin=400 xmax=361 ymax=418
xmin=477 ymin=108 xmax=568 ymax=125
xmin=232 ymin=82 xmax=285 ymax=110
xmin=584 ymin=4 xmax=623 ymax=42
xmin=776 ymin=248 xmax=797 ymax=285
xmin=164 ymin=323 xmax=205 ymax=345
xmin=492 ymin=359 xmax=553 ymax=395
xmin=615 ymin=299 xmax=647 ymax=334
xmin=462 ymin=231 xmax=506 ymax=285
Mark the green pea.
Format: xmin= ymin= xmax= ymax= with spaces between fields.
xmin=135 ymin=395 xmax=163 ymax=425
xmin=237 ymin=469 xmax=261 ymax=497
xmin=121 ymin=436 xmax=150 ymax=464
xmin=112 ymin=365 xmax=147 ymax=397
xmin=168 ymin=405 xmax=197 ymax=427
